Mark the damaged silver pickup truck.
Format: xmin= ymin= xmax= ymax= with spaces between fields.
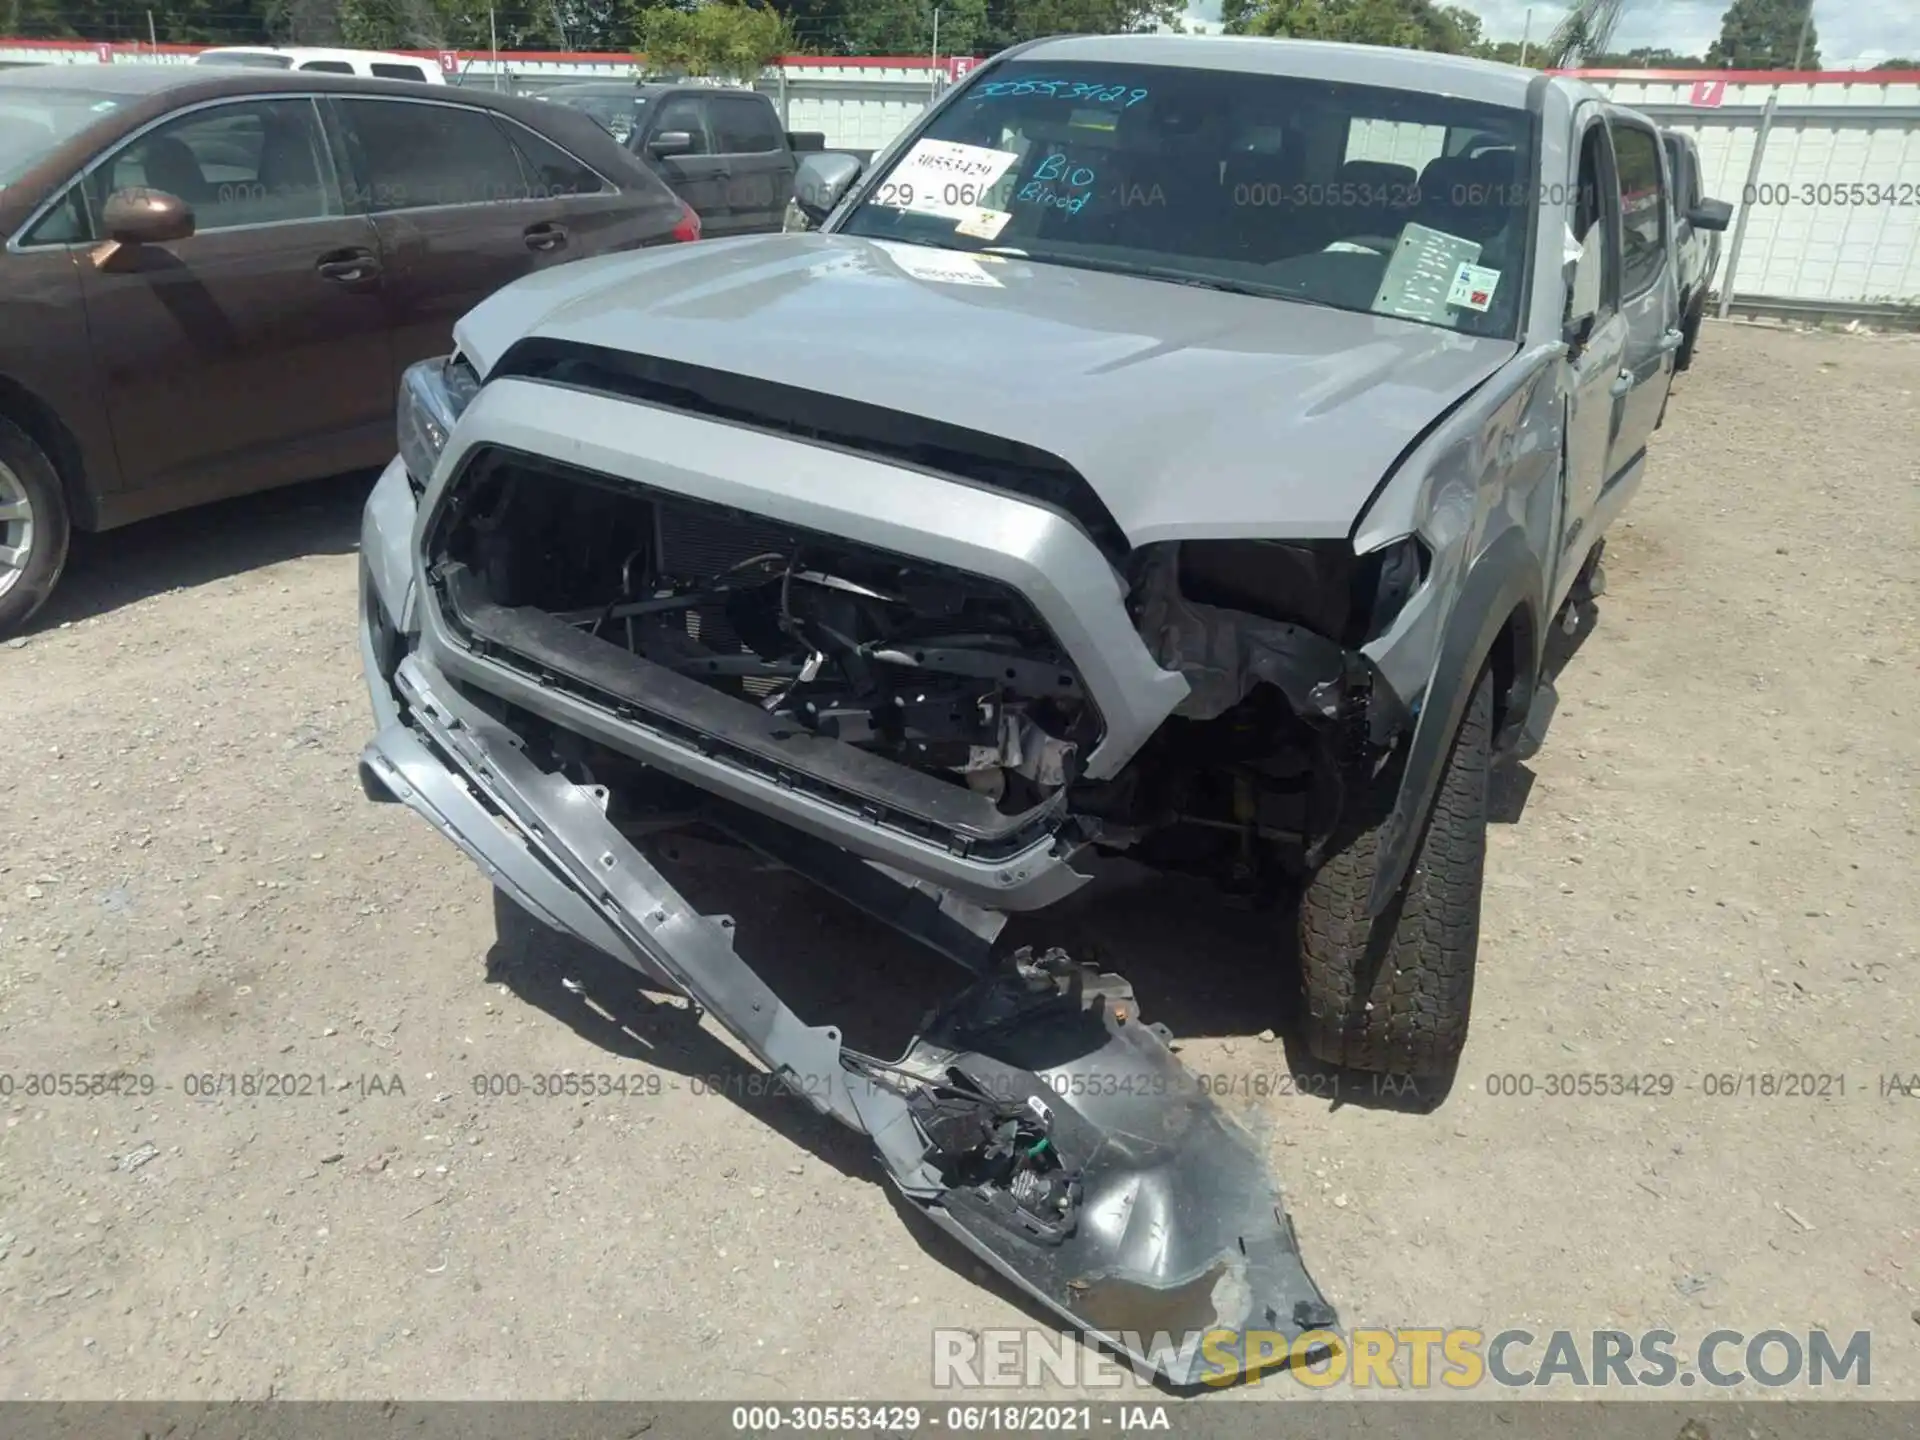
xmin=357 ymin=36 xmax=1726 ymax=1383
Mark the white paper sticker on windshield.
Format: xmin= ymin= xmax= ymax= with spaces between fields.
xmin=875 ymin=241 xmax=1004 ymax=288
xmin=1448 ymin=262 xmax=1502 ymax=312
xmin=877 ymin=140 xmax=1019 ymax=219
xmin=954 ymin=207 xmax=1013 ymax=240
xmin=1373 ymin=223 xmax=1483 ymax=324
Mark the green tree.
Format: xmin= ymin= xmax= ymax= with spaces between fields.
xmin=972 ymin=0 xmax=1180 ymax=54
xmin=1705 ymin=0 xmax=1820 ymax=69
xmin=1873 ymin=57 xmax=1917 ymax=69
xmin=1586 ymin=46 xmax=1708 ymax=67
xmin=638 ymin=0 xmax=794 ymax=78
xmin=831 ymin=0 xmax=986 ymax=57
xmin=1225 ymin=0 xmax=1487 ymax=54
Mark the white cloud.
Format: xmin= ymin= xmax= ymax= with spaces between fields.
xmin=1182 ymin=2 xmax=1920 ymax=68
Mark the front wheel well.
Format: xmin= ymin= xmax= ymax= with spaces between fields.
xmin=0 ymin=376 xmax=90 ymax=530
xmin=1486 ymin=600 xmax=1538 ymax=751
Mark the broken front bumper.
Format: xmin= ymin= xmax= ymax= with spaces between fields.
xmin=360 ymin=646 xmax=1336 ymax=1385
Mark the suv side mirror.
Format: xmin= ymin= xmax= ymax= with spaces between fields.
xmin=102 ymin=187 xmax=195 ymax=246
xmin=792 ymin=151 xmax=863 ymax=227
xmin=1687 ymin=197 xmax=1734 ymax=232
xmin=648 ymin=129 xmax=694 ymax=159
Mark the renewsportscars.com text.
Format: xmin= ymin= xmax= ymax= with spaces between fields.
xmin=931 ymin=1327 xmax=1873 ymax=1390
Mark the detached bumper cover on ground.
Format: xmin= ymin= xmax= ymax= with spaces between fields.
xmin=361 ymin=651 xmax=1335 ymax=1383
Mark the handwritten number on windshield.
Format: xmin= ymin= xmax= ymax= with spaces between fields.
xmin=973 ymin=79 xmax=1150 ymax=107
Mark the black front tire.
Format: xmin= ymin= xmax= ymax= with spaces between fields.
xmin=1298 ymin=665 xmax=1493 ymax=1076
xmin=1676 ymin=296 xmax=1705 ymax=372
xmin=0 ymin=417 xmax=71 ymax=638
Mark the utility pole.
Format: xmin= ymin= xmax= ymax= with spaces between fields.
xmin=489 ymin=5 xmax=500 ymax=83
xmin=1519 ymin=7 xmax=1532 ymax=66
xmin=1789 ymin=0 xmax=1814 ymax=70
xmin=929 ymin=6 xmax=941 ymax=102
xmin=146 ymin=9 xmax=156 ymax=51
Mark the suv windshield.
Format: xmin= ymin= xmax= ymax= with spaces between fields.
xmin=839 ymin=59 xmax=1537 ymax=337
xmin=0 ymin=86 xmax=128 ymax=188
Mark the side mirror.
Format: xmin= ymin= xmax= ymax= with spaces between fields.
xmin=792 ymin=151 xmax=862 ymax=226
xmin=102 ymin=187 xmax=195 ymax=246
xmin=786 ymin=130 xmax=827 ymax=153
xmin=1687 ymin=197 xmax=1734 ymax=232
xmin=648 ymin=130 xmax=694 ymax=159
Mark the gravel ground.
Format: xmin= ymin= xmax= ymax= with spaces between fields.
xmin=0 ymin=321 xmax=1915 ymax=1402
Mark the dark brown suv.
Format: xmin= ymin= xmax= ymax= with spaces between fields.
xmin=0 ymin=62 xmax=698 ymax=634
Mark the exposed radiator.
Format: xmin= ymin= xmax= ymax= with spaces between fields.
xmin=652 ymin=499 xmax=795 ymax=686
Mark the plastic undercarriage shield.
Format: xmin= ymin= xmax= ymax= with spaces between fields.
xmin=367 ymin=654 xmax=1335 ymax=1386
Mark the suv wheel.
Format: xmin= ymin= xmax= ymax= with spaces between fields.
xmin=1298 ymin=664 xmax=1493 ymax=1077
xmin=1676 ymin=295 xmax=1705 ymax=372
xmin=0 ymin=417 xmax=71 ymax=638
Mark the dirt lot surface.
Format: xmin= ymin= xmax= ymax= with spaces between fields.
xmin=0 ymin=321 xmax=1915 ymax=1403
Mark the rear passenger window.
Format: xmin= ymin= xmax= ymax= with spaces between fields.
xmin=1610 ymin=121 xmax=1666 ymax=297
xmin=338 ymin=98 xmax=529 ymax=210
xmin=371 ymin=63 xmax=429 ymax=82
xmin=506 ymin=123 xmax=608 ymax=197
xmin=299 ymin=60 xmax=354 ymax=74
xmin=709 ymin=95 xmax=782 ymax=154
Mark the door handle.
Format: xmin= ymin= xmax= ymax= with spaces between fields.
xmin=315 ymin=248 xmax=379 ymax=284
xmin=1610 ymin=368 xmax=1637 ymax=397
xmin=524 ymin=222 xmax=569 ymax=252
xmin=1656 ymin=328 xmax=1685 ymax=353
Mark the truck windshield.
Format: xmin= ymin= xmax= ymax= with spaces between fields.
xmin=839 ymin=60 xmax=1537 ymax=337
xmin=193 ymin=51 xmax=296 ymax=68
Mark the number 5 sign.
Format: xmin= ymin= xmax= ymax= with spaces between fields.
xmin=947 ymin=56 xmax=978 ymax=81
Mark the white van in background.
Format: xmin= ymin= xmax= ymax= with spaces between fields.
xmin=192 ymin=46 xmax=446 ymax=84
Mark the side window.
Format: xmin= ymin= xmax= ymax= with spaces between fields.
xmin=299 ymin=60 xmax=355 ymax=74
xmin=651 ymin=96 xmax=711 ymax=154
xmin=504 ymin=123 xmax=609 ymax=197
xmin=337 ymin=98 xmax=529 ymax=210
xmin=1568 ymin=121 xmax=1620 ymax=325
xmin=21 ymin=186 xmax=90 ymax=246
xmin=86 ymin=99 xmax=338 ymax=232
xmin=709 ymin=95 xmax=782 ymax=154
xmin=370 ymin=63 xmax=429 ymax=82
xmin=1609 ymin=119 xmax=1667 ymax=297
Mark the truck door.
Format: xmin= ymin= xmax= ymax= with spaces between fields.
xmin=640 ymin=94 xmax=729 ymax=232
xmin=707 ymin=91 xmax=792 ymax=234
xmin=1554 ymin=114 xmax=1630 ymax=615
xmin=1603 ymin=113 xmax=1682 ymax=479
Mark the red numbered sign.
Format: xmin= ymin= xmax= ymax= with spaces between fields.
xmin=1690 ymin=79 xmax=1727 ymax=108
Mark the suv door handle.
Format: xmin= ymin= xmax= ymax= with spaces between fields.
xmin=524 ymin=222 xmax=569 ymax=252
xmin=1656 ymin=327 xmax=1686 ymax=353
xmin=315 ymin=247 xmax=380 ymax=284
xmin=1610 ymin=368 xmax=1637 ymax=397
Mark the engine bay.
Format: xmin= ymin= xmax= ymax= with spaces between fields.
xmin=431 ymin=454 xmax=1101 ymax=814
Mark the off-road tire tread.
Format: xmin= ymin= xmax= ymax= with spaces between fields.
xmin=1299 ymin=665 xmax=1492 ymax=1076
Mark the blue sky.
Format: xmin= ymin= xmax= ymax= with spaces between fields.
xmin=1178 ymin=1 xmax=1920 ymax=68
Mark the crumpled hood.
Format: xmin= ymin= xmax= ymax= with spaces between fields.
xmin=454 ymin=232 xmax=1516 ymax=545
